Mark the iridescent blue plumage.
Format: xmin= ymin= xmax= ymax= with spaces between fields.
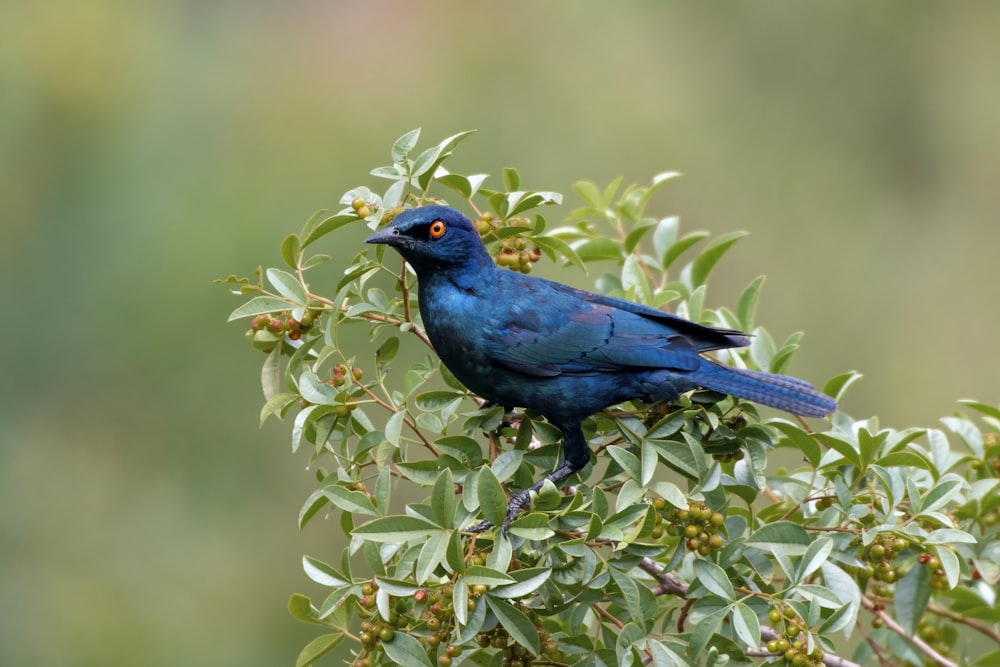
xmin=366 ymin=205 xmax=835 ymax=530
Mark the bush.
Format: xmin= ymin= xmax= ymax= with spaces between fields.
xmin=220 ymin=130 xmax=1000 ymax=667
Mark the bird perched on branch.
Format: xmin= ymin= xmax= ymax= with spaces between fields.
xmin=366 ymin=205 xmax=836 ymax=531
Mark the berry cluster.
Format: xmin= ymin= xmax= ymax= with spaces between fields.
xmin=475 ymin=624 xmax=560 ymax=667
xmin=857 ymin=534 xmax=910 ymax=586
xmin=249 ymin=309 xmax=317 ymax=342
xmin=345 ymin=545 xmax=567 ymax=667
xmin=918 ymin=551 xmax=951 ymax=590
xmin=351 ymin=197 xmax=375 ymax=219
xmin=474 ymin=213 xmax=542 ymax=274
xmin=651 ymin=500 xmax=726 ymax=554
xmin=351 ymin=581 xmax=406 ymax=667
xmin=765 ymin=606 xmax=825 ymax=666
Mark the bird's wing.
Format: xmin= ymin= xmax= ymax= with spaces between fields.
xmin=484 ymin=277 xmax=747 ymax=377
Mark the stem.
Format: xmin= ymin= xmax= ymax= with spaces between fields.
xmin=636 ymin=556 xmax=861 ymax=667
xmin=855 ymin=622 xmax=895 ymax=667
xmin=927 ymin=602 xmax=1000 ymax=645
xmin=861 ymin=594 xmax=958 ymax=667
xmin=591 ymin=603 xmax=625 ymax=630
xmin=354 ymin=382 xmax=440 ymax=457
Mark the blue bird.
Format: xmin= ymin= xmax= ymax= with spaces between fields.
xmin=366 ymin=205 xmax=835 ymax=530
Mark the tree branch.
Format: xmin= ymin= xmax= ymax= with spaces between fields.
xmin=861 ymin=595 xmax=957 ymax=667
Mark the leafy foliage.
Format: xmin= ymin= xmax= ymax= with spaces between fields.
xmin=221 ymin=130 xmax=1000 ymax=667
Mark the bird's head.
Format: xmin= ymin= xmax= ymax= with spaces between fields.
xmin=365 ymin=205 xmax=493 ymax=279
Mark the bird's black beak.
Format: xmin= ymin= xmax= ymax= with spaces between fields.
xmin=365 ymin=227 xmax=402 ymax=246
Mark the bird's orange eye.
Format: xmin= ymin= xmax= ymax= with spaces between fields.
xmin=429 ymin=220 xmax=446 ymax=238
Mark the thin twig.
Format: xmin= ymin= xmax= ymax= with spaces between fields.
xmin=855 ymin=621 xmax=895 ymax=667
xmin=927 ymin=602 xmax=1000 ymax=645
xmin=636 ymin=557 xmax=861 ymax=667
xmin=591 ymin=603 xmax=625 ymax=630
xmin=354 ymin=382 xmax=440 ymax=457
xmin=861 ymin=594 xmax=958 ymax=667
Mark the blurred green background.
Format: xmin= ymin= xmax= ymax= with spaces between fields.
xmin=2 ymin=2 xmax=998 ymax=665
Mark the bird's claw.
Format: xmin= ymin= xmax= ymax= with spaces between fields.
xmin=463 ymin=489 xmax=534 ymax=534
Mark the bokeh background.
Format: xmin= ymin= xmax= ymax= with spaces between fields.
xmin=2 ymin=2 xmax=998 ymax=665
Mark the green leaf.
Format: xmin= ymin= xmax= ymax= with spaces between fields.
xmin=298 ymin=370 xmax=337 ymax=406
xmin=731 ymin=602 xmax=761 ymax=649
xmin=771 ymin=423 xmax=820 ymax=467
xmin=391 ymin=128 xmax=421 ymax=163
xmin=280 ymin=233 xmax=301 ymax=270
xmin=795 ymin=537 xmax=833 ymax=583
xmin=747 ymin=521 xmax=812 ymax=556
xmin=372 ymin=576 xmax=422 ymax=597
xmin=615 ymin=622 xmax=645 ymax=665
xmin=533 ymin=235 xmax=586 ymax=273
xmin=874 ymin=450 xmax=935 ymax=472
xmin=693 ymin=560 xmax=735 ymax=601
xmin=502 ymin=167 xmax=520 ymax=191
xmin=227 ymin=295 xmax=292 ymax=321
xmin=606 ymin=445 xmax=641 ymax=481
xmin=295 ymin=633 xmax=344 ymax=667
xmin=959 ymin=399 xmax=1000 ymax=421
xmin=507 ymin=513 xmax=554 ymax=541
xmin=814 ymin=433 xmax=862 ymax=469
xmin=351 ymin=515 xmax=440 ymax=542
xmin=575 ymin=237 xmax=624 ymax=262
xmin=486 ymin=596 xmax=540 ymax=655
xmin=382 ymin=631 xmax=434 ymax=667
xmin=823 ymin=371 xmax=863 ymax=402
xmin=918 ymin=477 xmax=964 ymax=514
xmin=689 ymin=231 xmax=747 ymax=287
xmin=416 ymin=130 xmax=476 ymax=190
xmin=322 ymin=485 xmax=379 ymax=516
xmin=688 ymin=606 xmax=727 ymax=661
xmin=572 ymin=180 xmax=603 ymax=207
xmin=477 ymin=466 xmax=507 ymax=529
xmin=266 ymin=269 xmax=308 ymax=305
xmin=260 ymin=392 xmax=298 ymax=427
xmin=895 ymin=562 xmax=930 ymax=636
xmin=415 ymin=390 xmax=465 ymax=411
xmin=621 ymin=254 xmax=652 ymax=304
xmin=384 ymin=410 xmax=405 ymax=447
xmin=490 ymin=567 xmax=552 ymax=599
xmin=288 ymin=594 xmax=323 ymax=625
xmin=302 ymin=555 xmax=348 ymax=587
xmin=925 ymin=528 xmax=976 ymax=545
xmin=935 ymin=546 xmax=961 ymax=589
xmin=661 ymin=230 xmax=709 ymax=271
xmin=376 ymin=336 xmax=400 ymax=367
xmin=463 ymin=565 xmax=516 ymax=587
xmin=736 ymin=275 xmax=765 ymax=332
xmin=431 ymin=468 xmax=456 ymax=527
xmin=415 ymin=532 xmax=450 ymax=584
xmin=609 ymin=567 xmax=646 ymax=625
xmin=301 ymin=213 xmax=357 ymax=249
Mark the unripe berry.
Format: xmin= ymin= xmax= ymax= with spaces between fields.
xmin=351 ymin=197 xmax=365 ymax=210
xmin=251 ymin=314 xmax=271 ymax=332
xmin=356 ymin=206 xmax=372 ymax=218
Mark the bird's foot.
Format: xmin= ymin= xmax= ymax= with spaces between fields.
xmin=463 ymin=488 xmax=535 ymax=534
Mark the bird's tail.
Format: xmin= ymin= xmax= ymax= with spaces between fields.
xmin=696 ymin=362 xmax=836 ymax=417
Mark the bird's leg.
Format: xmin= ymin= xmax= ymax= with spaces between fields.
xmin=464 ymin=422 xmax=589 ymax=533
